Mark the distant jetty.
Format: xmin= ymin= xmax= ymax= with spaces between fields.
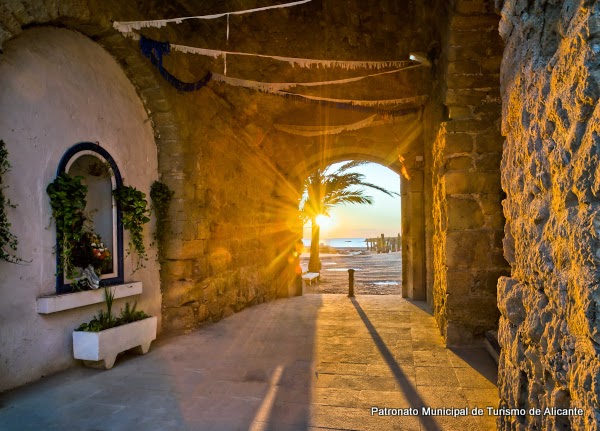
xmin=365 ymin=233 xmax=401 ymax=253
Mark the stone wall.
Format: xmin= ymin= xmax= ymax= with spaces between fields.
xmin=432 ymin=0 xmax=509 ymax=344
xmin=159 ymin=84 xmax=301 ymax=331
xmin=498 ymin=1 xmax=600 ymax=429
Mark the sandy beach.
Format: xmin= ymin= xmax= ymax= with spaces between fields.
xmin=300 ymin=250 xmax=401 ymax=295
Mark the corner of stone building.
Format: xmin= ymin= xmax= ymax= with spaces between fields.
xmin=431 ymin=0 xmax=509 ymax=346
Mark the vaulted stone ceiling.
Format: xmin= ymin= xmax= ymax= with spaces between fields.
xmin=0 ymin=1 xmax=443 ymax=166
xmin=121 ymin=0 xmax=437 ymax=132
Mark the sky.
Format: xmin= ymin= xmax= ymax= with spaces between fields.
xmin=302 ymin=161 xmax=401 ymax=240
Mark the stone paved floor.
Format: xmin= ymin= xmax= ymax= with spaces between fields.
xmin=0 ymin=295 xmax=499 ymax=431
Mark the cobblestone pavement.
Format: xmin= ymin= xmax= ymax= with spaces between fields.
xmin=301 ymin=251 xmax=402 ymax=295
xmin=0 ymin=295 xmax=498 ymax=431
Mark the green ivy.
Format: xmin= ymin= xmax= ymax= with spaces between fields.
xmin=0 ymin=140 xmax=22 ymax=264
xmin=113 ymin=185 xmax=150 ymax=271
xmin=150 ymin=181 xmax=173 ymax=255
xmin=46 ymin=173 xmax=87 ymax=278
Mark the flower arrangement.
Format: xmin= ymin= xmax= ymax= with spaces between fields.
xmin=72 ymin=231 xmax=111 ymax=274
xmin=71 ymin=231 xmax=112 ymax=290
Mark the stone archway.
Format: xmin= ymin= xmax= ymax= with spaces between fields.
xmin=288 ymin=115 xmax=427 ymax=302
xmin=0 ymin=0 xmax=507 ymax=344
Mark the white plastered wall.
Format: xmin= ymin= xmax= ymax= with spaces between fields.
xmin=0 ymin=27 xmax=161 ymax=391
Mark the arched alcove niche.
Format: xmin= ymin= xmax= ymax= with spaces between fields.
xmin=0 ymin=26 xmax=161 ymax=392
xmin=55 ymin=143 xmax=125 ymax=292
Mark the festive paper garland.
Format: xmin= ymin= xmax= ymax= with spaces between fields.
xmin=115 ymin=1 xmax=429 ymax=75
xmin=139 ymin=36 xmax=428 ymax=113
xmin=209 ymin=62 xmax=421 ymax=92
xmin=168 ymin=43 xmax=418 ymax=70
xmin=113 ymin=0 xmax=312 ymax=33
xmin=275 ymin=92 xmax=428 ymax=108
xmin=274 ymin=112 xmax=419 ymax=137
xmin=274 ymin=115 xmax=377 ymax=136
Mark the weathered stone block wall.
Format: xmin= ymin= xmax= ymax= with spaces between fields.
xmin=498 ymin=1 xmax=600 ymax=429
xmin=432 ymin=0 xmax=509 ymax=344
xmin=158 ymin=85 xmax=300 ymax=332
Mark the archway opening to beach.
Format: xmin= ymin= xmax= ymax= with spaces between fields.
xmin=299 ymin=160 xmax=403 ymax=295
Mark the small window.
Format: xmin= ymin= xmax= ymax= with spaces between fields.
xmin=55 ymin=143 xmax=124 ymax=292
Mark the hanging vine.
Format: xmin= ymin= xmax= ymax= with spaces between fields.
xmin=46 ymin=173 xmax=88 ymax=278
xmin=150 ymin=180 xmax=173 ymax=256
xmin=0 ymin=140 xmax=23 ymax=263
xmin=113 ymin=185 xmax=150 ymax=271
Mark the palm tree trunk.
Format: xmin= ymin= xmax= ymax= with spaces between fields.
xmin=308 ymin=217 xmax=321 ymax=273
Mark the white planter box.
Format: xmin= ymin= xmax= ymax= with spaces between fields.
xmin=73 ymin=316 xmax=157 ymax=369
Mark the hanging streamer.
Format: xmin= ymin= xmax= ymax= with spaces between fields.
xmin=138 ymin=36 xmax=427 ymax=114
xmin=210 ymin=63 xmax=421 ymax=92
xmin=276 ymin=92 xmax=428 ymax=108
xmin=139 ymin=36 xmax=212 ymax=92
xmin=274 ymin=115 xmax=377 ymax=136
xmin=210 ymin=71 xmax=428 ymax=109
xmin=167 ymin=43 xmax=418 ymax=70
xmin=267 ymin=92 xmax=424 ymax=115
xmin=113 ymin=0 xmax=312 ymax=33
xmin=274 ymin=112 xmax=418 ymax=137
xmin=225 ymin=14 xmax=229 ymax=74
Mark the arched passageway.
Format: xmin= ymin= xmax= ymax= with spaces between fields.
xmin=0 ymin=0 xmax=504 ymax=384
xmin=298 ymin=160 xmax=403 ymax=295
xmin=5 ymin=2 xmax=598 ymax=430
xmin=296 ymin=144 xmax=427 ymax=302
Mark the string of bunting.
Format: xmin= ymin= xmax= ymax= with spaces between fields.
xmin=209 ymin=61 xmax=421 ymax=92
xmin=274 ymin=112 xmax=419 ymax=137
xmin=168 ymin=43 xmax=418 ymax=70
xmin=123 ymin=35 xmax=418 ymax=71
xmin=113 ymin=0 xmax=312 ymax=33
xmin=275 ymin=92 xmax=428 ymax=108
xmin=138 ymin=36 xmax=427 ymax=114
xmin=275 ymin=115 xmax=377 ymax=136
xmin=115 ymin=1 xmax=429 ymax=75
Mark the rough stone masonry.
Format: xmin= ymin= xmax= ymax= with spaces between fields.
xmin=498 ymin=0 xmax=600 ymax=430
xmin=432 ymin=0 xmax=509 ymax=345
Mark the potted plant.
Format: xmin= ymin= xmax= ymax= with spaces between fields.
xmin=73 ymin=287 xmax=157 ymax=369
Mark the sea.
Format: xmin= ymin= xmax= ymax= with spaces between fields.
xmin=302 ymin=238 xmax=368 ymax=249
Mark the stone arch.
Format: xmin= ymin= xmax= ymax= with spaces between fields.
xmin=288 ymin=113 xmax=424 ymax=181
xmin=292 ymin=137 xmax=426 ymax=301
xmin=0 ymin=0 xmax=506 ymax=345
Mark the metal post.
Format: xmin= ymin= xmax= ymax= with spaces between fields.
xmin=348 ymin=269 xmax=355 ymax=297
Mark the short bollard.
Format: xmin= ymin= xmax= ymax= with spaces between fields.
xmin=348 ymin=268 xmax=355 ymax=297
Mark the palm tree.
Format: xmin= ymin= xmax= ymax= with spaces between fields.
xmin=300 ymin=161 xmax=399 ymax=273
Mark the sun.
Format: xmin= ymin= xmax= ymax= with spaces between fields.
xmin=315 ymin=214 xmax=333 ymax=229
